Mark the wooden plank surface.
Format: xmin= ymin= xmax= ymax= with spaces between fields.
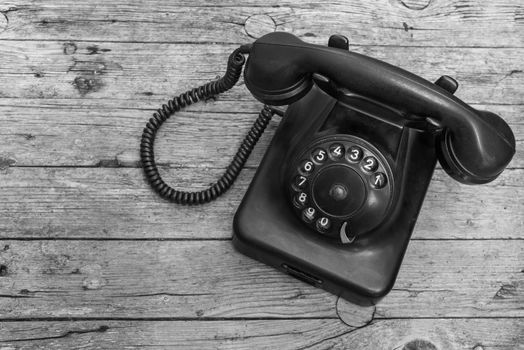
xmin=0 ymin=41 xmax=522 ymax=104
xmin=0 ymin=0 xmax=523 ymax=47
xmin=0 ymin=0 xmax=522 ymax=348
xmin=0 ymin=168 xmax=522 ymax=240
xmin=0 ymin=101 xmax=522 ymax=168
xmin=0 ymin=240 xmax=521 ymax=319
xmin=0 ymin=319 xmax=522 ymax=350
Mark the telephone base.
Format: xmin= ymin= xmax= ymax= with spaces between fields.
xmin=233 ymin=85 xmax=437 ymax=305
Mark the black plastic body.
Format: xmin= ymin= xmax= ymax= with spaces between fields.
xmin=233 ymin=85 xmax=437 ymax=305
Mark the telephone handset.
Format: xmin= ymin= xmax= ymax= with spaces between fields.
xmin=140 ymin=32 xmax=515 ymax=304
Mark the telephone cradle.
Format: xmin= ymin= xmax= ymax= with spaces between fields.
xmin=139 ymin=32 xmax=516 ymax=305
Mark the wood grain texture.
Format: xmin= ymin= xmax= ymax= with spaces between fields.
xmin=0 ymin=41 xmax=522 ymax=104
xmin=0 ymin=319 xmax=522 ymax=350
xmin=0 ymin=240 xmax=521 ymax=319
xmin=0 ymin=102 xmax=521 ymax=168
xmin=0 ymin=168 xmax=522 ymax=240
xmin=0 ymin=0 xmax=523 ymax=47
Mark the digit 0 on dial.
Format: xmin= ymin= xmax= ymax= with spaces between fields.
xmin=288 ymin=135 xmax=393 ymax=244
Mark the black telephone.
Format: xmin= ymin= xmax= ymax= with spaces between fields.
xmin=140 ymin=32 xmax=515 ymax=305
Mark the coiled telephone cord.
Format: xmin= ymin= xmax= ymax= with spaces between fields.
xmin=140 ymin=48 xmax=274 ymax=204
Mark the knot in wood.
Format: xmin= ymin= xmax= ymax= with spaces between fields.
xmin=399 ymin=0 xmax=432 ymax=10
xmin=63 ymin=42 xmax=78 ymax=55
xmin=336 ymin=297 xmax=375 ymax=327
xmin=0 ymin=12 xmax=8 ymax=33
xmin=402 ymin=339 xmax=438 ymax=350
xmin=244 ymin=14 xmax=276 ymax=39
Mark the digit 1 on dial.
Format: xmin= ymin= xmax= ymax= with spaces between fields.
xmin=371 ymin=172 xmax=387 ymax=189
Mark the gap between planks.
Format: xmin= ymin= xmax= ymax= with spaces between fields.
xmin=0 ymin=38 xmax=523 ymax=49
xmin=0 ymin=316 xmax=521 ymax=322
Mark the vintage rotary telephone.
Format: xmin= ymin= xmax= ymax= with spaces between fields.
xmin=140 ymin=32 xmax=515 ymax=304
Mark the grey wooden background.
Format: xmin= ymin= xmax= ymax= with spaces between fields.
xmin=0 ymin=0 xmax=522 ymax=349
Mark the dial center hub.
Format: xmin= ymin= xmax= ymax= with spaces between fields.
xmin=312 ymin=165 xmax=366 ymax=217
xmin=329 ymin=183 xmax=348 ymax=201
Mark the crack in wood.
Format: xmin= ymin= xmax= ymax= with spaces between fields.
xmin=393 ymin=288 xmax=454 ymax=297
xmin=213 ymin=330 xmax=303 ymax=341
xmin=86 ymin=45 xmax=111 ymax=55
xmin=19 ymin=289 xmax=68 ymax=295
xmin=295 ymin=328 xmax=356 ymax=350
xmin=95 ymin=157 xmax=141 ymax=168
xmin=0 ymin=293 xmax=35 ymax=299
xmin=1 ymin=325 xmax=109 ymax=342
xmin=0 ymin=6 xmax=20 ymax=14
xmin=295 ymin=319 xmax=375 ymax=350
xmin=15 ymin=133 xmax=36 ymax=140
xmin=111 ymin=292 xmax=215 ymax=298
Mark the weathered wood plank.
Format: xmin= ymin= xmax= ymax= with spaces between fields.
xmin=0 ymin=168 xmax=521 ymax=240
xmin=0 ymin=240 xmax=521 ymax=319
xmin=0 ymin=102 xmax=521 ymax=168
xmin=0 ymin=319 xmax=521 ymax=349
xmin=0 ymin=1 xmax=523 ymax=47
xmin=0 ymin=41 xmax=522 ymax=103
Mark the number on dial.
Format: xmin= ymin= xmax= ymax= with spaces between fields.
xmin=300 ymin=160 xmax=314 ymax=174
xmin=371 ymin=172 xmax=387 ymax=189
xmin=294 ymin=175 xmax=308 ymax=189
xmin=295 ymin=192 xmax=307 ymax=208
xmin=312 ymin=148 xmax=327 ymax=163
xmin=316 ymin=217 xmax=331 ymax=232
xmin=302 ymin=207 xmax=316 ymax=223
xmin=347 ymin=146 xmax=363 ymax=162
xmin=329 ymin=143 xmax=345 ymax=159
xmin=362 ymin=156 xmax=378 ymax=172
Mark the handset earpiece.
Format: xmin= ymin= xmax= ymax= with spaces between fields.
xmin=437 ymin=109 xmax=516 ymax=184
xmin=243 ymin=32 xmax=314 ymax=105
xmin=244 ymin=32 xmax=515 ymax=184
